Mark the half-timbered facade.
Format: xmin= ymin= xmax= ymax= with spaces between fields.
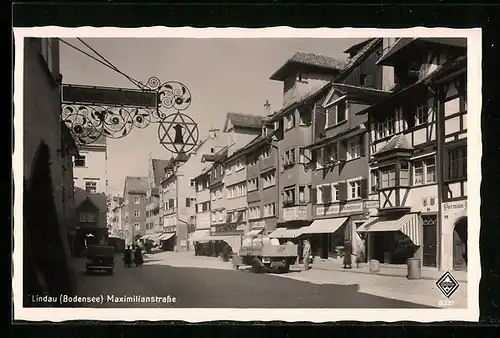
xmin=302 ymin=38 xmax=392 ymax=260
xmin=356 ymin=37 xmax=467 ymax=270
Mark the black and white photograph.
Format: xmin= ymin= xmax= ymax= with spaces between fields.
xmin=13 ymin=27 xmax=481 ymax=322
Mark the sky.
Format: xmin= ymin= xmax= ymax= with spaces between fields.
xmin=59 ymin=37 xmax=365 ymax=195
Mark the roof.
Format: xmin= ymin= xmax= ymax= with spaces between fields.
xmin=344 ymin=38 xmax=376 ymax=56
xmin=164 ymin=157 xmax=176 ymax=170
xmin=222 ymin=134 xmax=264 ymax=163
xmin=356 ymin=56 xmax=467 ymax=116
xmin=338 ymin=38 xmax=382 ymax=81
xmin=223 ymin=112 xmax=265 ymax=131
xmin=74 ymin=188 xmax=107 ymax=212
xmin=374 ymin=133 xmax=413 ymax=156
xmin=151 ymin=159 xmax=171 ymax=186
xmin=175 ymin=152 xmax=190 ymax=163
xmin=270 ymin=51 xmax=346 ymax=81
xmin=124 ymin=176 xmax=148 ymax=194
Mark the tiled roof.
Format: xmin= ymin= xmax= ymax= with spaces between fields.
xmin=151 ymin=159 xmax=171 ymax=186
xmin=124 ymin=176 xmax=148 ymax=194
xmin=344 ymin=38 xmax=376 ymax=56
xmin=224 ymin=112 xmax=265 ymax=131
xmin=74 ymin=188 xmax=107 ymax=212
xmin=270 ymin=51 xmax=347 ymax=81
xmin=374 ymin=134 xmax=413 ymax=156
xmin=338 ymin=38 xmax=382 ymax=80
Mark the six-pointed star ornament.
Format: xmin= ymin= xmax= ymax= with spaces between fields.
xmin=158 ymin=111 xmax=199 ymax=154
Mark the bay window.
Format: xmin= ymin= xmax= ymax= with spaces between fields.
xmin=399 ymin=161 xmax=410 ymax=186
xmin=381 ymin=166 xmax=396 ymax=188
xmin=283 ymin=187 xmax=296 ymax=205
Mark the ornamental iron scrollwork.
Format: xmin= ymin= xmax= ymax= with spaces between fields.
xmin=61 ymin=77 xmax=198 ymax=154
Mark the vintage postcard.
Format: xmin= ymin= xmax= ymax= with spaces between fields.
xmin=12 ymin=27 xmax=481 ymax=322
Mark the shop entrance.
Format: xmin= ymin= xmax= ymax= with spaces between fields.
xmin=453 ymin=217 xmax=467 ymax=271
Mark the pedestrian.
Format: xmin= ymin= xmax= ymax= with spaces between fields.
xmin=134 ymin=246 xmax=144 ymax=266
xmin=303 ymin=239 xmax=312 ymax=271
xmin=123 ymin=245 xmax=132 ymax=267
xmin=343 ymin=240 xmax=352 ymax=269
xmin=297 ymin=240 xmax=304 ymax=264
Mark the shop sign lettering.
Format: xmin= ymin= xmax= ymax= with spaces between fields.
xmin=443 ymin=200 xmax=468 ymax=214
xmin=316 ymin=201 xmax=364 ymax=216
xmin=363 ymin=200 xmax=380 ymax=209
xmin=283 ymin=206 xmax=307 ymax=221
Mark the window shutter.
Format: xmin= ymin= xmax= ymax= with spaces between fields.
xmin=326 ymin=107 xmax=336 ymax=127
xmin=186 ymin=198 xmax=190 ymax=207
xmin=322 ymin=184 xmax=332 ymax=204
xmin=337 ymin=182 xmax=347 ymax=201
xmin=359 ymin=134 xmax=366 ymax=157
xmin=360 ymin=178 xmax=369 ymax=199
xmin=169 ymin=198 xmax=174 ymax=209
xmin=338 ymin=140 xmax=347 ymax=162
xmin=311 ymin=187 xmax=317 ymax=204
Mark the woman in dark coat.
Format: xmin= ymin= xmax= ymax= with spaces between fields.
xmin=124 ymin=245 xmax=132 ymax=267
xmin=134 ymin=246 xmax=144 ymax=266
xmin=343 ymin=240 xmax=352 ymax=269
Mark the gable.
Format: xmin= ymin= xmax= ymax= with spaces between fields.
xmin=323 ymin=89 xmax=346 ymax=108
xmin=225 ymin=119 xmax=233 ymax=132
xmin=76 ymin=197 xmax=98 ymax=211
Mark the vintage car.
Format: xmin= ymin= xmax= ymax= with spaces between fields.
xmin=85 ymin=244 xmax=115 ymax=275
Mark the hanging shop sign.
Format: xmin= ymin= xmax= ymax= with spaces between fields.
xmin=61 ymin=85 xmax=158 ymax=108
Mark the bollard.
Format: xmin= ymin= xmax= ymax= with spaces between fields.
xmin=369 ymin=259 xmax=380 ymax=273
xmin=407 ymin=258 xmax=422 ymax=280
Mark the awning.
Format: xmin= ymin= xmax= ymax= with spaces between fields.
xmin=268 ymin=227 xmax=299 ymax=239
xmin=189 ymin=229 xmax=210 ymax=242
xmin=158 ymin=232 xmax=175 ymax=241
xmin=356 ymin=213 xmax=421 ymax=246
xmin=244 ymin=229 xmax=264 ymax=237
xmin=201 ymin=234 xmax=242 ymax=253
xmin=297 ymin=217 xmax=348 ymax=235
xmin=147 ymin=233 xmax=163 ymax=241
xmin=140 ymin=234 xmax=151 ymax=240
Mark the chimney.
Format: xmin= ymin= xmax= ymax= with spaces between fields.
xmin=264 ymin=100 xmax=272 ymax=117
xmin=208 ymin=128 xmax=219 ymax=139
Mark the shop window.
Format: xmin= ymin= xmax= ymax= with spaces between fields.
xmin=446 ymin=145 xmax=467 ymax=181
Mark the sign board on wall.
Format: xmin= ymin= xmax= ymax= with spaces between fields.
xmin=163 ymin=226 xmax=176 ymax=233
xmin=283 ymin=206 xmax=307 ymax=221
xmin=250 ymin=220 xmax=265 ymax=229
xmin=316 ymin=201 xmax=364 ymax=216
xmin=443 ymin=199 xmax=467 ymax=218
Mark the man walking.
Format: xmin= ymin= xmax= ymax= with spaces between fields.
xmin=303 ymin=239 xmax=312 ymax=271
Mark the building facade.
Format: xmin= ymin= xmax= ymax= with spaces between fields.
xmin=266 ymin=51 xmax=345 ymax=239
xmin=304 ymin=38 xmax=392 ymax=259
xmin=356 ymin=37 xmax=467 ymax=271
xmin=145 ymin=157 xmax=170 ymax=237
xmin=122 ymin=176 xmax=148 ymax=244
xmin=108 ymin=195 xmax=124 ymax=239
xmin=23 ymin=37 xmax=76 ymax=300
xmin=73 ymin=135 xmax=107 ymax=195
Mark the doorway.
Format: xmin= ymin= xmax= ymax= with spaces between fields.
xmin=453 ymin=217 xmax=467 ymax=270
xmin=422 ymin=215 xmax=438 ymax=267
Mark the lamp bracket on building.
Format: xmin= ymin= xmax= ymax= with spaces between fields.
xmin=60 ymin=77 xmax=199 ymax=154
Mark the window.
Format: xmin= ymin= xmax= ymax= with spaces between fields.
xmin=415 ymin=103 xmax=429 ymax=126
xmin=283 ymin=148 xmax=296 ymax=167
xmin=413 ymin=156 xmax=436 ymax=185
xmin=299 ymin=109 xmax=311 ymax=126
xmin=248 ymin=178 xmax=259 ymax=191
xmin=381 ymin=166 xmax=396 ymax=188
xmin=400 ymin=162 xmax=410 ymax=186
xmin=315 ymin=149 xmax=324 ymax=169
xmin=446 ymin=146 xmax=467 ymax=180
xmin=260 ymin=172 xmax=275 ymax=189
xmin=285 ymin=113 xmax=295 ymax=130
xmin=317 ymin=184 xmax=335 ymax=204
xmin=226 ymin=163 xmax=233 ymax=176
xmin=324 ymin=143 xmax=338 ymax=164
xmin=326 ymin=100 xmax=347 ymax=127
xmin=74 ymin=155 xmax=86 ymax=167
xmin=422 ymin=215 xmax=438 ymax=226
xmin=217 ymin=188 xmax=222 ymax=199
xmin=249 ymin=206 xmax=261 ymax=219
xmin=227 ymin=187 xmax=234 ymax=199
xmin=186 ymin=198 xmax=191 ymax=208
xmin=211 ymin=191 xmax=217 ymax=201
xmin=298 ymin=147 xmax=310 ymax=164
xmin=332 ymin=184 xmax=339 ymax=201
xmin=134 ymin=197 xmax=140 ymax=204
xmin=218 ymin=211 xmax=224 ymax=222
xmin=134 ymin=223 xmax=140 ymax=230
xmin=283 ymin=187 xmax=296 ymax=205
xmin=349 ymin=180 xmax=362 ymax=199
xmin=85 ymin=181 xmax=97 ymax=194
xmin=134 ymin=210 xmax=140 ymax=218
xmin=79 ymin=211 xmax=97 ymax=223
xmin=190 ymin=179 xmax=195 ymax=187
xmin=235 ymin=159 xmax=245 ymax=172
xmin=262 ymin=146 xmax=270 ymax=159
xmin=298 ymin=186 xmax=306 ymax=203
xmin=264 ymin=203 xmax=276 ymax=217
xmin=211 ymin=212 xmax=217 ymax=223
xmin=347 ymin=139 xmax=360 ymax=160
xmin=370 ymin=171 xmax=379 ymax=193
xmin=377 ymin=115 xmax=396 ymax=140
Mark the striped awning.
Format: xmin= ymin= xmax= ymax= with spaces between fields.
xmin=158 ymin=232 xmax=175 ymax=241
xmin=297 ymin=217 xmax=348 ymax=235
xmin=244 ymin=229 xmax=264 ymax=237
xmin=356 ymin=213 xmax=421 ymax=246
xmin=268 ymin=227 xmax=299 ymax=239
xmin=189 ymin=229 xmax=210 ymax=242
xmin=140 ymin=234 xmax=152 ymax=240
xmin=147 ymin=233 xmax=163 ymax=241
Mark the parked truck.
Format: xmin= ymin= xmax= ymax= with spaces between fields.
xmin=231 ymin=239 xmax=298 ymax=273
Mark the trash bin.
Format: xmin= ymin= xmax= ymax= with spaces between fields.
xmin=369 ymin=259 xmax=380 ymax=273
xmin=407 ymin=258 xmax=421 ymax=280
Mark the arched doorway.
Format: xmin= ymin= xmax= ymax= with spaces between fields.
xmin=453 ymin=217 xmax=467 ymax=271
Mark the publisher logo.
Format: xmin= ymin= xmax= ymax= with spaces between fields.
xmin=436 ymin=271 xmax=460 ymax=298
